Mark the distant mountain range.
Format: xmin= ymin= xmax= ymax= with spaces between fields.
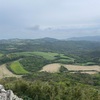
xmin=67 ymin=36 xmax=100 ymax=42
xmin=0 ymin=36 xmax=100 ymax=42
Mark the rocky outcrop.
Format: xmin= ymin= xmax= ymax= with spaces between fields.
xmin=0 ymin=84 xmax=23 ymax=100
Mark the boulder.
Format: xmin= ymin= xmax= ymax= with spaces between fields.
xmin=0 ymin=84 xmax=23 ymax=100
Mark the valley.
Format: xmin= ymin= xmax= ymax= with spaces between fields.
xmin=0 ymin=38 xmax=100 ymax=75
xmin=0 ymin=38 xmax=100 ymax=99
xmin=1 ymin=0 xmax=100 ymax=99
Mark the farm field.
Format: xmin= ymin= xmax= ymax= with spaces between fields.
xmin=0 ymin=51 xmax=74 ymax=73
xmin=64 ymin=65 xmax=100 ymax=71
xmin=0 ymin=64 xmax=20 ymax=78
xmin=13 ymin=51 xmax=73 ymax=61
xmin=41 ymin=63 xmax=100 ymax=74
xmin=31 ymin=52 xmax=59 ymax=60
xmin=13 ymin=51 xmax=58 ymax=60
xmin=0 ymin=53 xmax=3 ymax=57
xmin=9 ymin=61 xmax=29 ymax=75
xmin=40 ymin=63 xmax=61 ymax=73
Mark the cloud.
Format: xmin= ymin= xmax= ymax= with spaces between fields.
xmin=0 ymin=0 xmax=100 ymax=39
xmin=27 ymin=25 xmax=40 ymax=31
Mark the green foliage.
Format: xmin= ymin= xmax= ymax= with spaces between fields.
xmin=82 ymin=62 xmax=96 ymax=66
xmin=31 ymin=52 xmax=58 ymax=60
xmin=0 ymin=38 xmax=100 ymax=99
xmin=19 ymin=56 xmax=50 ymax=72
xmin=59 ymin=65 xmax=68 ymax=72
xmin=0 ymin=53 xmax=3 ymax=57
xmin=13 ymin=51 xmax=74 ymax=62
xmin=0 ymin=54 xmax=24 ymax=65
xmin=0 ymin=39 xmax=100 ymax=65
xmin=0 ymin=72 xmax=100 ymax=100
xmin=9 ymin=61 xmax=29 ymax=75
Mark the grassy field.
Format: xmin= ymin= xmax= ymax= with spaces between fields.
xmin=0 ymin=53 xmax=3 ymax=57
xmin=9 ymin=61 xmax=29 ymax=75
xmin=13 ymin=51 xmax=74 ymax=61
xmin=59 ymin=54 xmax=72 ymax=59
xmin=56 ymin=58 xmax=75 ymax=63
xmin=32 ymin=52 xmax=59 ymax=60
xmin=13 ymin=52 xmax=58 ymax=60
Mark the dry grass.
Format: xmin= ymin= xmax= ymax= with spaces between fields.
xmin=65 ymin=65 xmax=100 ymax=74
xmin=64 ymin=65 xmax=100 ymax=71
xmin=41 ymin=63 xmax=100 ymax=74
xmin=0 ymin=64 xmax=21 ymax=79
xmin=40 ymin=63 xmax=61 ymax=73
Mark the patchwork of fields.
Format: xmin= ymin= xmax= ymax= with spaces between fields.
xmin=13 ymin=51 xmax=74 ymax=61
xmin=64 ymin=64 xmax=100 ymax=74
xmin=0 ymin=51 xmax=100 ymax=77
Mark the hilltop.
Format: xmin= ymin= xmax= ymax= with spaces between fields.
xmin=67 ymin=36 xmax=100 ymax=42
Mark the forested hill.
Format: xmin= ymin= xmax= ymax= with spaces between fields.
xmin=0 ymin=38 xmax=100 ymax=99
xmin=67 ymin=36 xmax=100 ymax=42
xmin=0 ymin=37 xmax=100 ymax=65
xmin=0 ymin=37 xmax=100 ymax=55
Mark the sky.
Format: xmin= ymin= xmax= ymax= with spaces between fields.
xmin=0 ymin=0 xmax=100 ymax=39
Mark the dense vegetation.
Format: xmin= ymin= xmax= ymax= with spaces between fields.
xmin=0 ymin=38 xmax=99 ymax=72
xmin=0 ymin=54 xmax=24 ymax=65
xmin=0 ymin=38 xmax=100 ymax=100
xmin=0 ymin=72 xmax=100 ymax=100
xmin=59 ymin=65 xmax=68 ymax=72
xmin=19 ymin=56 xmax=50 ymax=72
xmin=0 ymin=38 xmax=100 ymax=65
xmin=0 ymin=38 xmax=100 ymax=73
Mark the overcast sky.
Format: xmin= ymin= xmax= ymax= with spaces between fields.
xmin=0 ymin=0 xmax=100 ymax=39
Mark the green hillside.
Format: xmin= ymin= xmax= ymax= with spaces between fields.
xmin=1 ymin=72 xmax=100 ymax=100
xmin=9 ymin=61 xmax=29 ymax=75
xmin=0 ymin=53 xmax=3 ymax=57
xmin=13 ymin=51 xmax=59 ymax=60
xmin=0 ymin=39 xmax=100 ymax=100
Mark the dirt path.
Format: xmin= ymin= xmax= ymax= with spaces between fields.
xmin=0 ymin=64 xmax=21 ymax=79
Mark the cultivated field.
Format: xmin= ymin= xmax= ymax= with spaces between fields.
xmin=41 ymin=63 xmax=100 ymax=74
xmin=13 ymin=51 xmax=73 ymax=61
xmin=40 ymin=63 xmax=61 ymax=73
xmin=9 ymin=61 xmax=29 ymax=75
xmin=64 ymin=65 xmax=100 ymax=71
xmin=0 ymin=64 xmax=20 ymax=78
xmin=13 ymin=52 xmax=59 ymax=60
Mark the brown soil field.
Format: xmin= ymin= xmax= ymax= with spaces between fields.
xmin=41 ymin=63 xmax=100 ymax=74
xmin=40 ymin=63 xmax=61 ymax=73
xmin=0 ymin=64 xmax=21 ymax=79
xmin=64 ymin=65 xmax=100 ymax=71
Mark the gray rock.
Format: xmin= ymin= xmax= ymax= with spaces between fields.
xmin=0 ymin=84 xmax=23 ymax=100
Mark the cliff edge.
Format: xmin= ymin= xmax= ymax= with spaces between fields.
xmin=0 ymin=84 xmax=23 ymax=100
